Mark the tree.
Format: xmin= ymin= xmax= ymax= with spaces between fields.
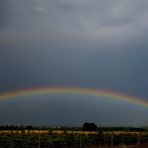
xmin=82 ymin=122 xmax=97 ymax=131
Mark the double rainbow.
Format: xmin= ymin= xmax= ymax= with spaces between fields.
xmin=0 ymin=87 xmax=148 ymax=108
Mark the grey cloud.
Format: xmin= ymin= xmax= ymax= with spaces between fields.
xmin=0 ymin=0 xmax=9 ymax=28
xmin=0 ymin=0 xmax=148 ymax=126
xmin=1 ymin=0 xmax=148 ymax=47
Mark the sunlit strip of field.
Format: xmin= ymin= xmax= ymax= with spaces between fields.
xmin=0 ymin=130 xmax=148 ymax=136
xmin=52 ymin=130 xmax=97 ymax=135
xmin=103 ymin=131 xmax=148 ymax=136
xmin=0 ymin=130 xmax=49 ymax=134
xmin=0 ymin=130 xmax=97 ymax=135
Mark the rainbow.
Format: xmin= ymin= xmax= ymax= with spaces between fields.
xmin=0 ymin=87 xmax=148 ymax=108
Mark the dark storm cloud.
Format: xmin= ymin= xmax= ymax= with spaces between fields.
xmin=0 ymin=0 xmax=148 ymax=125
xmin=1 ymin=0 xmax=148 ymax=94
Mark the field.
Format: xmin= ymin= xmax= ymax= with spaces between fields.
xmin=0 ymin=126 xmax=147 ymax=148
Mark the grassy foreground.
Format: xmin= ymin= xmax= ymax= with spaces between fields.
xmin=0 ymin=126 xmax=147 ymax=148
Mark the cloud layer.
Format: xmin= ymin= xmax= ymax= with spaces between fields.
xmin=0 ymin=0 xmax=148 ymax=125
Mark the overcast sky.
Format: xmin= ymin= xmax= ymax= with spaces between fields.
xmin=0 ymin=0 xmax=148 ymax=126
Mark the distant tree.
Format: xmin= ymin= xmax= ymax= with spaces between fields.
xmin=9 ymin=125 xmax=15 ymax=130
xmin=26 ymin=125 xmax=33 ymax=130
xmin=82 ymin=122 xmax=97 ymax=131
